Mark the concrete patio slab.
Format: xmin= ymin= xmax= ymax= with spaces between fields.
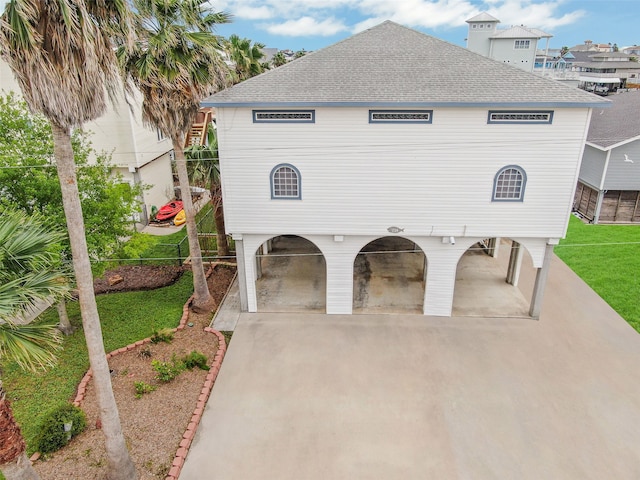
xmin=181 ymin=256 xmax=640 ymax=480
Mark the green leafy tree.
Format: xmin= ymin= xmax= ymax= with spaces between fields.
xmin=225 ymin=34 xmax=266 ymax=82
xmin=118 ymin=0 xmax=231 ymax=312
xmin=271 ymin=51 xmax=287 ymax=67
xmin=294 ymin=48 xmax=307 ymax=59
xmin=185 ymin=124 xmax=229 ymax=256
xmin=0 ymin=210 xmax=67 ymax=480
xmin=0 ymin=94 xmax=142 ymax=262
xmin=0 ymin=1 xmax=138 ymax=478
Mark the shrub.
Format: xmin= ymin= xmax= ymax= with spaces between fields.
xmin=183 ymin=351 xmax=209 ymax=371
xmin=134 ymin=381 xmax=157 ymax=399
xmin=35 ymin=404 xmax=87 ymax=454
xmin=150 ymin=327 xmax=174 ymax=344
xmin=151 ymin=355 xmax=185 ymax=382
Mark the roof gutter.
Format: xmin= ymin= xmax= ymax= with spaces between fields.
xmin=202 ymin=100 xmax=611 ymax=109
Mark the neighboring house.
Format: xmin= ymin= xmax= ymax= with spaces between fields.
xmin=571 ymin=51 xmax=640 ymax=92
xmin=574 ymin=91 xmax=640 ymax=223
xmin=0 ymin=59 xmax=175 ymax=225
xmin=203 ymin=21 xmax=607 ymax=318
xmin=533 ymin=49 xmax=578 ymax=86
xmin=466 ymin=12 xmax=552 ymax=72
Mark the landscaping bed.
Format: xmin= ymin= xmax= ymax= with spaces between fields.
xmin=93 ymin=265 xmax=186 ymax=294
xmin=31 ymin=264 xmax=236 ymax=479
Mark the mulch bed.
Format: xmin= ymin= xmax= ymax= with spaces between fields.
xmin=93 ymin=265 xmax=187 ymax=295
xmin=33 ymin=263 xmax=236 ymax=479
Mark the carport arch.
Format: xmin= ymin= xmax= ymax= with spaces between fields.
xmin=352 ymin=236 xmax=427 ymax=313
xmin=254 ymin=235 xmax=327 ymax=313
xmin=452 ymin=238 xmax=536 ymax=317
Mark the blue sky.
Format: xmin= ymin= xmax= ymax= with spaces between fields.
xmin=0 ymin=1 xmax=637 ymax=53
xmin=209 ymin=0 xmax=639 ymax=52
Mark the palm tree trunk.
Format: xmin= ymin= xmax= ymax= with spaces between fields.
xmin=0 ymin=386 xmax=40 ymax=480
xmin=56 ymin=301 xmax=74 ymax=336
xmin=51 ymin=124 xmax=137 ymax=480
xmin=212 ymin=185 xmax=229 ymax=257
xmin=173 ymin=139 xmax=214 ymax=312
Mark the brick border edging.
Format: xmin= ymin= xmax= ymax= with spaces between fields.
xmin=68 ymin=264 xmax=228 ymax=480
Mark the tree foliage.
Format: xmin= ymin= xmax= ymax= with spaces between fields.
xmin=0 ymin=93 xmax=142 ymax=262
xmin=225 ymin=34 xmax=266 ymax=82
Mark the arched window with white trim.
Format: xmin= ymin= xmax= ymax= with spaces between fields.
xmin=493 ymin=165 xmax=526 ymax=201
xmin=271 ymin=164 xmax=301 ymax=199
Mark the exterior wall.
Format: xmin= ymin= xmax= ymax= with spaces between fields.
xmin=0 ymin=60 xmax=19 ymax=92
xmin=579 ymin=145 xmax=607 ymax=188
xmin=490 ymin=39 xmax=538 ymax=71
xmin=602 ymin=139 xmax=640 ymax=190
xmin=466 ymin=22 xmax=499 ymax=56
xmin=139 ymin=153 xmax=174 ymax=215
xmin=218 ymin=106 xmax=591 ymax=241
xmin=84 ymin=88 xmax=172 ymax=170
xmin=238 ymin=233 xmax=549 ymax=315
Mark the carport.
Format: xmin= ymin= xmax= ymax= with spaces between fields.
xmin=253 ymin=235 xmax=537 ymax=317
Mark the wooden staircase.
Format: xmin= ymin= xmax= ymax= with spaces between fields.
xmin=184 ymin=108 xmax=214 ymax=148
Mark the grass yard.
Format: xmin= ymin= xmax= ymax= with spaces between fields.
xmin=556 ymin=215 xmax=640 ymax=332
xmin=1 ymin=271 xmax=194 ymax=454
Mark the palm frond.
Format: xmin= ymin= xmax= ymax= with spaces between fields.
xmin=0 ymin=322 xmax=62 ymax=372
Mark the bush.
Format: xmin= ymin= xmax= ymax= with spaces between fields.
xmin=150 ymin=327 xmax=174 ymax=344
xmin=35 ymin=404 xmax=87 ymax=454
xmin=134 ymin=381 xmax=157 ymax=399
xmin=151 ymin=355 xmax=185 ymax=382
xmin=183 ymin=351 xmax=209 ymax=371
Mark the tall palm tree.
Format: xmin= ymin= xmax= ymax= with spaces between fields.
xmin=119 ymin=0 xmax=231 ymax=312
xmin=225 ymin=34 xmax=265 ymax=82
xmin=185 ymin=123 xmax=229 ymax=257
xmin=0 ymin=210 xmax=66 ymax=480
xmin=0 ymin=2 xmax=137 ymax=478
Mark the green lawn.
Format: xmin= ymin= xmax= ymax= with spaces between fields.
xmin=1 ymin=271 xmax=194 ymax=454
xmin=556 ymin=215 xmax=640 ymax=332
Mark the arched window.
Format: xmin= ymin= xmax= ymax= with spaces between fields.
xmin=493 ymin=165 xmax=526 ymax=201
xmin=271 ymin=164 xmax=301 ymax=199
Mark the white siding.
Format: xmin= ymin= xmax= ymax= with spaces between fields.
xmin=603 ymin=140 xmax=640 ymax=190
xmin=218 ymin=106 xmax=591 ymax=241
xmin=490 ymin=39 xmax=538 ymax=71
xmin=579 ymin=145 xmax=607 ymax=189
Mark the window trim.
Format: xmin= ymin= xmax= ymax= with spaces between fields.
xmin=270 ymin=163 xmax=302 ymax=200
xmin=369 ymin=110 xmax=433 ymax=124
xmin=492 ymin=165 xmax=527 ymax=202
xmin=253 ymin=110 xmax=315 ymax=123
xmin=487 ymin=110 xmax=554 ymax=124
xmin=514 ymin=39 xmax=531 ymax=50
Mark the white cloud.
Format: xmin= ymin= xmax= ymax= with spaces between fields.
xmin=263 ymin=16 xmax=349 ymax=36
xmin=234 ymin=5 xmax=274 ymax=20
xmin=212 ymin=0 xmax=586 ymax=36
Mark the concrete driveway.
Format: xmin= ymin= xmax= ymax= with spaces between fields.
xmin=182 ymin=256 xmax=640 ymax=479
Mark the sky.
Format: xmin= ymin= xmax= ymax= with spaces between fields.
xmin=0 ymin=1 xmax=637 ymax=53
xmin=207 ymin=0 xmax=639 ymax=52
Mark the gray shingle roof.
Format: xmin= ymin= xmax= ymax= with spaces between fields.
xmin=587 ymin=91 xmax=640 ymax=148
xmin=204 ymin=21 xmax=609 ymax=108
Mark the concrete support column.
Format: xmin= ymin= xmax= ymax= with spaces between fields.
xmin=423 ymin=256 xmax=458 ymax=316
xmin=325 ymin=258 xmax=353 ymax=314
xmin=529 ymin=244 xmax=554 ymax=319
xmin=486 ymin=237 xmax=500 ymax=257
xmin=255 ymin=252 xmax=262 ymax=279
xmin=234 ymin=238 xmax=249 ymax=312
xmin=506 ymin=240 xmax=523 ymax=286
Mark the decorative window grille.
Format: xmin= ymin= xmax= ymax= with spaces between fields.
xmin=514 ymin=40 xmax=531 ymax=49
xmin=493 ymin=166 xmax=527 ymax=201
xmin=271 ymin=164 xmax=301 ymax=199
xmin=369 ymin=110 xmax=433 ymax=124
xmin=253 ymin=110 xmax=315 ymax=123
xmin=487 ymin=111 xmax=553 ymax=124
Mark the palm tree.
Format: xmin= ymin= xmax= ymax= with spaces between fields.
xmin=185 ymin=123 xmax=229 ymax=257
xmin=0 ymin=2 xmax=137 ymax=478
xmin=271 ymin=51 xmax=288 ymax=67
xmin=225 ymin=34 xmax=265 ymax=82
xmin=0 ymin=210 xmax=67 ymax=480
xmin=119 ymin=0 xmax=231 ymax=312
